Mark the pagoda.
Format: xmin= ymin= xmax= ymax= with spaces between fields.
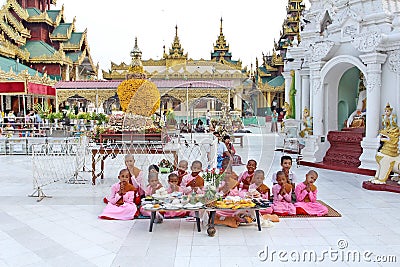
xmin=255 ymin=0 xmax=305 ymax=115
xmin=102 ymin=20 xmax=251 ymax=118
xmin=0 ymin=0 xmax=97 ymax=114
xmin=0 ymin=0 xmax=97 ymax=81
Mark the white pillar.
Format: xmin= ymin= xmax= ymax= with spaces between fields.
xmin=300 ymin=69 xmax=310 ymax=113
xmin=309 ymin=62 xmax=325 ymax=136
xmin=282 ymin=72 xmax=292 ymax=104
xmin=295 ymin=70 xmax=301 ymax=120
xmin=359 ymin=52 xmax=387 ymax=170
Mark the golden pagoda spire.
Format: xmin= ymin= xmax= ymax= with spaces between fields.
xmin=128 ymin=36 xmax=146 ymax=79
xmin=211 ymin=17 xmax=231 ymax=62
xmin=164 ymin=25 xmax=187 ymax=60
xmin=220 ymin=17 xmax=223 ymax=35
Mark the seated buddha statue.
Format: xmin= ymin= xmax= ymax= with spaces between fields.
xmin=346 ymin=89 xmax=366 ymax=128
xmin=382 ymin=103 xmax=397 ymax=129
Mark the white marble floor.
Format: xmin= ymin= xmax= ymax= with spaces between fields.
xmin=0 ymin=128 xmax=399 ymax=267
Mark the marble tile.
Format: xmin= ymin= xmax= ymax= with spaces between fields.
xmin=1 ymin=130 xmax=400 ymax=266
xmin=189 ymin=256 xmax=221 ymax=267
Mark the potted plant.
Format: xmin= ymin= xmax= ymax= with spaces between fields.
xmin=96 ymin=113 xmax=108 ymax=125
xmin=53 ymin=112 xmax=64 ymax=124
xmin=77 ymin=112 xmax=87 ymax=124
xmin=47 ymin=113 xmax=56 ymax=123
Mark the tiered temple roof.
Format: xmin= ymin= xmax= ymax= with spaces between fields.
xmin=103 ymin=20 xmax=246 ymax=81
xmin=0 ymin=0 xmax=97 ymax=82
xmin=256 ymin=0 xmax=305 ymax=93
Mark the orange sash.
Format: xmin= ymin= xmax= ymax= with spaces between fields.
xmin=303 ymin=184 xmax=317 ymax=202
xmin=284 ymin=183 xmax=292 ymax=193
xmin=186 ymin=175 xmax=204 ymax=188
xmin=257 ymin=184 xmax=270 ymax=195
xmin=242 ymin=172 xmax=254 ymax=186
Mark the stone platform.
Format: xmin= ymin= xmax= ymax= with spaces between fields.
xmin=362 ymin=180 xmax=400 ymax=194
xmin=323 ymin=128 xmax=365 ymax=168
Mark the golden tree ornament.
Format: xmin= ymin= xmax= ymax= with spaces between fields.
xmin=117 ymin=79 xmax=160 ymax=116
xmin=117 ymin=79 xmax=146 ymax=112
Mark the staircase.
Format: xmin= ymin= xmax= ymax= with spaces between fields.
xmin=323 ymin=128 xmax=365 ymax=168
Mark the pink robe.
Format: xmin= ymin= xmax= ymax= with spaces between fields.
xmin=271 ymin=184 xmax=296 ymax=215
xmin=237 ymin=171 xmax=254 ymax=191
xmin=172 ymin=170 xmax=188 ymax=185
xmin=294 ymin=182 xmax=328 ymax=216
xmin=130 ymin=170 xmax=145 ymax=196
xmin=180 ymin=173 xmax=204 ymax=194
xmin=167 ymin=185 xmax=184 ymax=194
xmin=99 ymin=183 xmax=137 ymax=220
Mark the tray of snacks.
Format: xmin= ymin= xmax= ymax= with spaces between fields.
xmin=214 ymin=198 xmax=256 ymax=209
xmin=142 ymin=203 xmax=162 ymax=211
xmin=152 ymin=188 xmax=169 ymax=200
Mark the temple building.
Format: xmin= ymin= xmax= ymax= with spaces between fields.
xmin=0 ymin=0 xmax=97 ymax=114
xmin=254 ymin=0 xmax=305 ymax=115
xmin=285 ymin=0 xmax=400 ymax=171
xmin=99 ymin=20 xmax=252 ymax=118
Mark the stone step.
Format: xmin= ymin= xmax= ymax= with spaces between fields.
xmin=322 ymin=130 xmax=365 ymax=168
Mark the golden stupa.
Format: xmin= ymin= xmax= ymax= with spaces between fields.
xmin=117 ymin=37 xmax=160 ymax=117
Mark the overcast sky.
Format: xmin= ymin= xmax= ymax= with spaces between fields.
xmin=3 ymin=0 xmax=310 ymax=75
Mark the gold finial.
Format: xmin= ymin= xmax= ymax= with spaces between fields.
xmin=220 ymin=17 xmax=223 ymax=35
xmin=175 ymin=25 xmax=178 ymax=37
xmin=385 ymin=103 xmax=393 ymax=111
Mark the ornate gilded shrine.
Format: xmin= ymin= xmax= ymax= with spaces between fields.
xmin=56 ymin=87 xmax=116 ymax=108
xmin=255 ymin=0 xmax=305 ymax=114
xmin=0 ymin=0 xmax=97 ymax=81
xmin=0 ymin=0 xmax=98 ymax=114
xmin=102 ymin=20 xmax=250 ymax=114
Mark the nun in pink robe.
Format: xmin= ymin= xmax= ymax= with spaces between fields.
xmin=294 ymin=182 xmax=328 ymax=216
xmin=271 ymin=183 xmax=296 ymax=215
xmin=99 ymin=183 xmax=137 ymax=220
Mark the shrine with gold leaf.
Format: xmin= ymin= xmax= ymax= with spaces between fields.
xmin=55 ymin=19 xmax=258 ymax=122
xmin=254 ymin=0 xmax=305 ymax=117
xmin=102 ymin=21 xmax=253 ymax=119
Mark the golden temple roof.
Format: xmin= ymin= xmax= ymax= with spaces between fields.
xmin=164 ymin=25 xmax=188 ymax=61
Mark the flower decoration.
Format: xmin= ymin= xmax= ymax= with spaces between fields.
xmin=202 ymin=168 xmax=225 ymax=188
xmin=117 ymin=79 xmax=160 ymax=117
xmin=117 ymin=79 xmax=146 ymax=112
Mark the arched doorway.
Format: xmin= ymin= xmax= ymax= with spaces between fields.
xmin=320 ymin=55 xmax=367 ymax=134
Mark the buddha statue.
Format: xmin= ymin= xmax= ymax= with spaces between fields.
xmin=382 ymin=103 xmax=397 ymax=129
xmin=346 ymin=90 xmax=366 ymax=128
xmin=347 ymin=73 xmax=367 ymax=128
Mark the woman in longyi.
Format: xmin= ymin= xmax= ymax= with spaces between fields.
xmin=99 ymin=169 xmax=138 ymax=220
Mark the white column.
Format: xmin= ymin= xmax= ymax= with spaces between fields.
xmin=295 ymin=70 xmax=301 ymax=120
xmin=359 ymin=52 xmax=387 ymax=170
xmin=300 ymin=69 xmax=310 ymax=113
xmin=309 ymin=62 xmax=325 ymax=136
xmin=282 ymin=71 xmax=292 ymax=104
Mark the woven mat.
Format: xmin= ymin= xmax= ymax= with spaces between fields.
xmin=278 ymin=200 xmax=341 ymax=218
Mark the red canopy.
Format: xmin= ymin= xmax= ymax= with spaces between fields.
xmin=28 ymin=82 xmax=55 ymax=96
xmin=0 ymin=81 xmax=55 ymax=96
